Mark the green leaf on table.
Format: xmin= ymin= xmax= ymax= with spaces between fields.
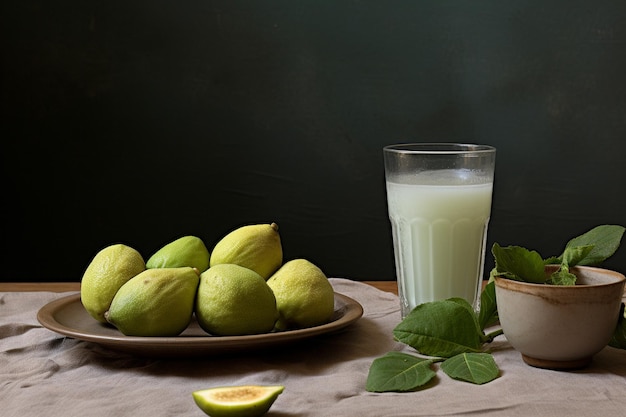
xmin=478 ymin=281 xmax=498 ymax=330
xmin=441 ymin=353 xmax=500 ymax=385
xmin=608 ymin=303 xmax=626 ymax=350
xmin=365 ymin=352 xmax=437 ymax=392
xmin=446 ymin=297 xmax=482 ymax=333
xmin=559 ymin=225 xmax=625 ymax=266
xmin=393 ymin=299 xmax=483 ymax=358
xmin=492 ymin=243 xmax=546 ymax=283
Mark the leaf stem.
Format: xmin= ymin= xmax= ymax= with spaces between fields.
xmin=483 ymin=328 xmax=504 ymax=343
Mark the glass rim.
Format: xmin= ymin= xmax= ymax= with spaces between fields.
xmin=384 ymin=143 xmax=496 ymax=155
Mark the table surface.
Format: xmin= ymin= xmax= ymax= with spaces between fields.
xmin=2 ymin=279 xmax=625 ymax=417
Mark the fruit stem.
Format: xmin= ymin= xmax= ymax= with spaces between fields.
xmin=270 ymin=222 xmax=279 ymax=232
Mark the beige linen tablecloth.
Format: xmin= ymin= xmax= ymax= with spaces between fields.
xmin=2 ymin=278 xmax=626 ymax=417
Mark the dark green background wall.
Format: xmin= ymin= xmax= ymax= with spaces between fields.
xmin=2 ymin=1 xmax=626 ymax=282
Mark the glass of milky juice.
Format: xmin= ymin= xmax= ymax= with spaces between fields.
xmin=383 ymin=143 xmax=496 ymax=318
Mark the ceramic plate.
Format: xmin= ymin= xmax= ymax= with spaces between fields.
xmin=37 ymin=292 xmax=363 ymax=357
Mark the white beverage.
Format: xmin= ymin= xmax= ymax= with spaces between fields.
xmin=386 ymin=170 xmax=493 ymax=317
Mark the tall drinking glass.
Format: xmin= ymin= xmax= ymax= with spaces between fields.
xmin=384 ymin=143 xmax=496 ymax=318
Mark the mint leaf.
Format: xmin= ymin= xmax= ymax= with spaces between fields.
xmin=478 ymin=281 xmax=498 ymax=330
xmin=560 ymin=225 xmax=625 ymax=266
xmin=441 ymin=353 xmax=499 ymax=385
xmin=546 ymin=246 xmax=595 ymax=285
xmin=492 ymin=243 xmax=546 ymax=283
xmin=561 ymin=245 xmax=595 ymax=268
xmin=543 ymin=256 xmax=561 ymax=265
xmin=547 ymin=267 xmax=577 ymax=285
xmin=393 ymin=299 xmax=484 ymax=358
xmin=366 ymin=352 xmax=437 ymax=392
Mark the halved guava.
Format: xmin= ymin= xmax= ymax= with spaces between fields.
xmin=192 ymin=385 xmax=284 ymax=417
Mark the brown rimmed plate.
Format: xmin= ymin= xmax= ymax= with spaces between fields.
xmin=37 ymin=292 xmax=363 ymax=357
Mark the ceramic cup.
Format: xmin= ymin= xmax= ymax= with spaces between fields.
xmin=495 ymin=265 xmax=626 ymax=369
